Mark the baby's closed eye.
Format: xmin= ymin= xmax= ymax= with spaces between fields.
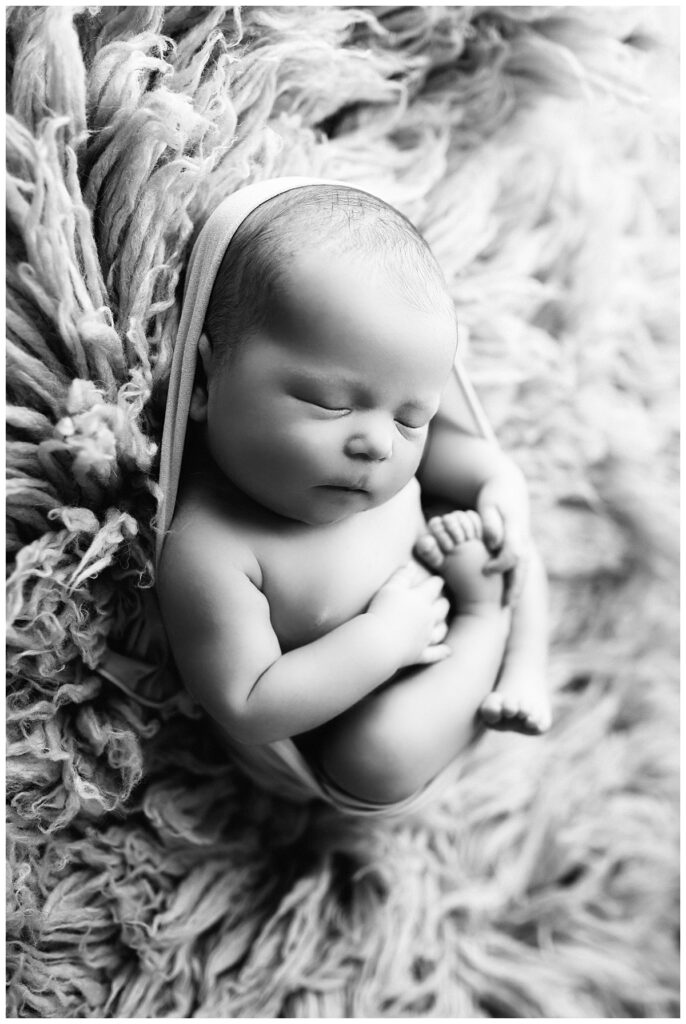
xmin=394 ymin=419 xmax=429 ymax=440
xmin=394 ymin=405 xmax=437 ymax=432
xmin=290 ymin=390 xmax=350 ymax=414
xmin=307 ymin=405 xmax=428 ymax=431
xmin=291 ymin=389 xmax=433 ymax=432
xmin=306 ymin=399 xmax=350 ymax=415
xmin=395 ymin=413 xmax=429 ymax=429
xmin=395 ymin=418 xmax=424 ymax=431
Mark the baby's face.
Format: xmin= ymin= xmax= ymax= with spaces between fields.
xmin=199 ymin=253 xmax=457 ymax=526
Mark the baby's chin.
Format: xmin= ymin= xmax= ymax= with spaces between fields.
xmin=296 ymin=498 xmax=371 ymax=527
xmin=266 ymin=487 xmax=383 ymax=526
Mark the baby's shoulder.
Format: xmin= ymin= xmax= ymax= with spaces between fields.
xmin=158 ymin=489 xmax=261 ymax=599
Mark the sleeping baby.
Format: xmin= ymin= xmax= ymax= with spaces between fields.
xmin=155 ymin=178 xmax=550 ymax=815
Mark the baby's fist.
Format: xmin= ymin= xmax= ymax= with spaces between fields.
xmin=368 ymin=563 xmax=451 ymax=668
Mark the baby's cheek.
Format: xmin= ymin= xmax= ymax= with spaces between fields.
xmin=405 ymin=432 xmax=428 ymax=471
xmin=296 ymin=420 xmax=343 ymax=455
xmin=277 ymin=426 xmax=331 ymax=476
xmin=384 ymin=444 xmax=422 ymax=494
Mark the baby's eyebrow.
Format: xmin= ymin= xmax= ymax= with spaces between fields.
xmin=286 ymin=368 xmax=355 ymax=390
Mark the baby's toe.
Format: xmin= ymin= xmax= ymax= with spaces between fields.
xmin=414 ymin=534 xmax=444 ymax=569
xmin=532 ymin=708 xmax=552 ymax=733
xmin=519 ymin=713 xmax=540 ymax=734
xmin=500 ymin=697 xmax=520 ymax=719
xmin=479 ymin=693 xmax=504 ymax=724
xmin=428 ymin=516 xmax=456 ymax=554
xmin=521 ymin=706 xmax=551 ymax=734
xmin=443 ymin=513 xmax=468 ymax=545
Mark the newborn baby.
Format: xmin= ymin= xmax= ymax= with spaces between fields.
xmin=157 ymin=181 xmax=550 ymax=811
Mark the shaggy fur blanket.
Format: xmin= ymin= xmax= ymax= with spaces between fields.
xmin=6 ymin=5 xmax=679 ymax=1018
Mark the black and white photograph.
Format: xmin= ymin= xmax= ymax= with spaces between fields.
xmin=6 ymin=4 xmax=680 ymax=1018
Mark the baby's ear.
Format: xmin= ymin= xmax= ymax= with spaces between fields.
xmin=189 ymin=333 xmax=212 ymax=422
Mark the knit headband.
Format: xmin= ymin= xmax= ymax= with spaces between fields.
xmin=155 ymin=176 xmax=494 ymax=567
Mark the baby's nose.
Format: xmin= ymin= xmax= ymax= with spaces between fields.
xmin=344 ymin=417 xmax=394 ymax=462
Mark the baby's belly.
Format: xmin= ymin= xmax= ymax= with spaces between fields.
xmin=258 ymin=481 xmax=426 ymax=651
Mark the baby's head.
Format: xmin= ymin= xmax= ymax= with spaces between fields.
xmin=189 ymin=185 xmax=457 ymax=525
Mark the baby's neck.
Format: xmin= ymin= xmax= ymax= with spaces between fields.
xmin=180 ymin=431 xmax=261 ymax=512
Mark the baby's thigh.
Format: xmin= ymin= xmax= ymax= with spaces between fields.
xmin=296 ymin=648 xmax=474 ymax=805
xmin=296 ymin=684 xmax=424 ymax=804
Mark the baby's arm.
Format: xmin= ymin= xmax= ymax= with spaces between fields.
xmin=420 ymin=418 xmax=530 ymax=600
xmin=157 ymin=542 xmax=449 ymax=746
xmin=421 ymin=366 xmax=521 ymax=497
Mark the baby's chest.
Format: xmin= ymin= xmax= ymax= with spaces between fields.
xmin=258 ymin=487 xmax=424 ymax=650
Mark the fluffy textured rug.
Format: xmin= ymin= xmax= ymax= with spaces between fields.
xmin=6 ymin=5 xmax=679 ymax=1018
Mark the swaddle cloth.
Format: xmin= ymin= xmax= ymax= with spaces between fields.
xmin=155 ymin=175 xmax=496 ymax=816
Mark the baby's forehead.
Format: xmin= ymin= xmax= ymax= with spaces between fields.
xmin=267 ymin=246 xmax=413 ymax=320
xmin=265 ymin=254 xmax=456 ymax=363
xmin=203 ymin=185 xmax=455 ymax=359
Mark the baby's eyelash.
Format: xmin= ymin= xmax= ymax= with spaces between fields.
xmin=308 ymin=399 xmax=350 ymax=414
xmin=395 ymin=419 xmax=426 ymax=432
xmin=292 ymin=395 xmax=346 ymax=413
xmin=297 ymin=394 xmax=426 ymax=428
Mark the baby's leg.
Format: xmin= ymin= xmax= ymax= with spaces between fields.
xmin=417 ymin=513 xmax=551 ymax=735
xmin=300 ymin=531 xmax=510 ymax=804
xmin=481 ymin=544 xmax=551 ymax=733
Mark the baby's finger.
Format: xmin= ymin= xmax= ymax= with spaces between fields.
xmin=434 ymin=596 xmax=451 ymax=621
xmin=503 ymin=558 xmax=529 ymax=606
xmin=418 ymin=573 xmax=446 ymax=597
xmin=501 ymin=568 xmax=515 ymax=607
xmin=479 ymin=505 xmax=504 ymax=552
xmin=465 ymin=510 xmax=483 ymax=540
xmin=483 ymin=529 xmax=521 ymax=575
xmin=405 ymin=560 xmax=429 ymax=584
xmin=483 ymin=548 xmax=518 ymax=576
xmin=431 ymin=620 xmax=449 ymax=644
xmin=389 ymin=562 xmax=425 ymax=587
xmin=417 ymin=643 xmax=451 ymax=665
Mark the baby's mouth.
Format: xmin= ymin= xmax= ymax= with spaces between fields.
xmin=319 ymin=482 xmax=369 ymax=494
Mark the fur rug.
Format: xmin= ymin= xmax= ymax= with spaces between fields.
xmin=6 ymin=5 xmax=679 ymax=1017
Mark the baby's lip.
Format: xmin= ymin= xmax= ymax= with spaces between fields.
xmin=320 ymin=481 xmax=370 ymax=493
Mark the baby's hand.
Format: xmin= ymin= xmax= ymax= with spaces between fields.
xmin=477 ymin=466 xmax=531 ymax=605
xmin=367 ymin=562 xmax=451 ymax=668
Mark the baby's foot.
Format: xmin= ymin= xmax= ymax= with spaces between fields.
xmin=414 ymin=511 xmax=503 ymax=612
xmin=479 ymin=667 xmax=552 ymax=736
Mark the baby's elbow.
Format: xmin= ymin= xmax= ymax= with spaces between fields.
xmin=227 ymin=718 xmax=278 ymax=747
xmin=215 ymin=700 xmax=262 ymax=746
xmin=217 ymin=697 xmax=282 ymax=747
xmin=197 ymin=664 xmax=289 ymax=746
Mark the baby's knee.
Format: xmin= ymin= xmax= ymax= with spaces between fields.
xmin=318 ymin=696 xmax=431 ymax=805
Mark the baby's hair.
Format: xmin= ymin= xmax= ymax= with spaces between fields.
xmin=204 ymin=184 xmax=455 ymax=365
